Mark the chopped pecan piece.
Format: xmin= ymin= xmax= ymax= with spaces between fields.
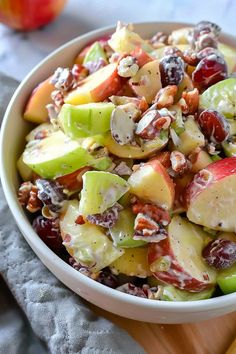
xmin=134 ymin=213 xmax=167 ymax=242
xmin=117 ymin=56 xmax=139 ymax=78
xmin=154 ymin=85 xmax=177 ymax=109
xmin=170 ymin=151 xmax=188 ymax=174
xmin=71 ymin=64 xmax=88 ymax=81
xmin=50 ymin=67 xmax=76 ymax=92
xmin=132 ymin=200 xmax=171 ymax=226
xmin=18 ymin=182 xmax=42 ymax=213
xmin=149 ymin=32 xmax=168 ymax=48
xmin=182 ymin=88 xmax=199 ymax=115
xmin=51 ymin=90 xmax=64 ymax=108
xmin=18 ymin=181 xmax=33 ymax=206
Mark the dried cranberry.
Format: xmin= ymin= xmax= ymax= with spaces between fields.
xmin=202 ymin=239 xmax=236 ymax=269
xmin=192 ymin=54 xmax=227 ymax=91
xmin=36 ymin=179 xmax=67 ymax=212
xmin=197 ymin=109 xmax=229 ymax=143
xmin=33 ymin=216 xmax=63 ymax=251
xmin=86 ymin=203 xmax=122 ymax=228
xmin=159 ymin=55 xmax=185 ymax=86
xmin=116 ymin=283 xmax=148 ymax=298
xmin=97 ymin=270 xmax=119 ymax=288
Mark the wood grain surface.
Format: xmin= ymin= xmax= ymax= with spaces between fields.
xmin=89 ymin=304 xmax=236 ymax=354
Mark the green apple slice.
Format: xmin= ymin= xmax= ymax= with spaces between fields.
xmin=59 ymin=102 xmax=115 ymax=139
xmin=83 ymin=41 xmax=107 ymax=64
xmin=161 ymin=285 xmax=215 ymax=301
xmin=217 ymin=263 xmax=236 ymax=294
xmin=60 ymin=200 xmax=124 ymax=271
xmin=222 ymin=140 xmax=236 ymax=157
xmin=79 ymin=171 xmax=129 ymax=216
xmin=17 ymin=154 xmax=34 ymax=181
xmin=200 ymin=78 xmax=236 ymax=119
xmin=23 ymin=130 xmax=111 ymax=178
xmin=109 ymin=208 xmax=146 ymax=248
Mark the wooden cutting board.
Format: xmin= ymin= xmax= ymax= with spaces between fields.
xmin=89 ymin=304 xmax=236 ymax=354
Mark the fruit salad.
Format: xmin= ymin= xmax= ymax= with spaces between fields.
xmin=17 ymin=21 xmax=236 ymax=301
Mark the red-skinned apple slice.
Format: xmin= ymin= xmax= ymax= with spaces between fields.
xmin=128 ymin=159 xmax=175 ymax=210
xmin=186 ymin=157 xmax=236 ymax=232
xmin=65 ymin=63 xmax=121 ymax=105
xmin=24 ymin=76 xmax=54 ymax=123
xmin=148 ymin=215 xmax=216 ymax=292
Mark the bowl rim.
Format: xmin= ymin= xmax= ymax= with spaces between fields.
xmin=1 ymin=21 xmax=236 ymax=312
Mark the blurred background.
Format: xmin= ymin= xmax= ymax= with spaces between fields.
xmin=0 ymin=0 xmax=235 ymax=81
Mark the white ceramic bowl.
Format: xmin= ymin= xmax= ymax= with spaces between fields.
xmin=1 ymin=22 xmax=236 ymax=324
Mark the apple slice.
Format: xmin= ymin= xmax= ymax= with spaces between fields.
xmin=104 ymin=132 xmax=168 ymax=159
xmin=148 ymin=215 xmax=216 ymax=292
xmin=161 ymin=285 xmax=215 ymax=301
xmin=109 ymin=208 xmax=146 ymax=248
xmin=79 ymin=171 xmax=129 ymax=216
xmin=217 ymin=263 xmax=236 ymax=294
xmin=128 ymin=159 xmax=175 ymax=210
xmin=60 ymin=200 xmax=124 ymax=271
xmin=172 ymin=116 xmax=205 ymax=155
xmin=25 ymin=122 xmax=55 ymax=142
xmin=22 ymin=130 xmax=111 ymax=178
xmin=189 ymin=149 xmax=212 ymax=173
xmin=17 ymin=154 xmax=34 ymax=181
xmin=83 ymin=41 xmax=107 ymax=64
xmin=109 ymin=246 xmax=152 ymax=277
xmin=219 ymin=43 xmax=236 ymax=74
xmin=129 ymin=60 xmax=162 ymax=103
xmin=186 ymin=157 xmax=236 ymax=232
xmin=199 ymin=78 xmax=236 ymax=119
xmin=65 ymin=63 xmax=121 ymax=105
xmin=108 ymin=26 xmax=153 ymax=54
xmin=23 ymin=77 xmax=54 ymax=124
xmin=59 ymin=102 xmax=115 ymax=139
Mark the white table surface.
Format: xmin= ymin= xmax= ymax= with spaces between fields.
xmin=0 ymin=0 xmax=235 ymax=81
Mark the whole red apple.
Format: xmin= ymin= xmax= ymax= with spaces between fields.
xmin=0 ymin=0 xmax=66 ymax=31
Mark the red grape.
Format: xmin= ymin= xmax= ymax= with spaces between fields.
xmin=192 ymin=54 xmax=228 ymax=91
xmin=159 ymin=55 xmax=185 ymax=86
xmin=197 ymin=109 xmax=230 ymax=143
xmin=202 ymin=239 xmax=236 ymax=269
xmin=32 ymin=216 xmax=63 ymax=251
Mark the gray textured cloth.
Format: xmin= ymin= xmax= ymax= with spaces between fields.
xmin=0 ymin=74 xmax=146 ymax=354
